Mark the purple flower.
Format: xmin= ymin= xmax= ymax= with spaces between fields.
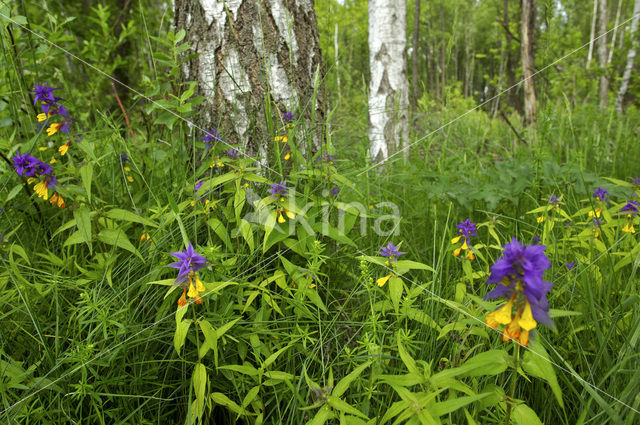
xmin=322 ymin=152 xmax=336 ymax=163
xmin=282 ymin=111 xmax=295 ymax=124
xmin=547 ymin=195 xmax=560 ymax=205
xmin=226 ymin=148 xmax=239 ymax=158
xmin=10 ymin=152 xmax=32 ymax=176
xmin=565 ymin=261 xmax=574 ymax=270
xmin=593 ymin=187 xmax=609 ymax=202
xmin=201 ymin=128 xmax=223 ymax=143
xmin=269 ymin=180 xmax=288 ymax=197
xmin=532 ymin=235 xmax=541 ymax=244
xmin=376 ymin=242 xmax=407 ymax=262
xmin=621 ymin=200 xmax=639 ymax=216
xmin=168 ymin=243 xmax=208 ymax=284
xmin=119 ymin=153 xmax=129 ymax=163
xmin=456 ymin=219 xmax=477 ymax=243
xmin=633 ymin=177 xmax=640 ymax=186
xmin=484 ymin=238 xmax=553 ymax=327
xmin=31 ymin=83 xmax=58 ymax=105
xmin=331 ymin=187 xmax=339 ymax=196
xmin=194 ymin=181 xmax=204 ymax=194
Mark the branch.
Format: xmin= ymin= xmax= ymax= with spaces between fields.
xmin=496 ymin=17 xmax=521 ymax=44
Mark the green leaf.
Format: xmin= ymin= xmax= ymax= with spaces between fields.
xmin=239 ymin=219 xmax=254 ymax=252
xmin=327 ymin=395 xmax=368 ymax=419
xmin=208 ymin=218 xmax=232 ymax=250
xmin=522 ymin=340 xmax=564 ymax=408
xmin=397 ymin=332 xmax=419 ymax=374
xmin=97 ymin=229 xmax=143 ymax=260
xmin=512 ymin=403 xmax=544 ymax=425
xmin=80 ymin=163 xmax=93 ymax=203
xmin=431 ymin=393 xmax=489 ymax=417
xmin=198 ymin=320 xmax=217 ymax=359
xmin=431 ymin=350 xmax=509 ymax=386
xmin=333 ymin=360 xmax=372 ymax=398
xmin=192 ymin=363 xmax=208 ymax=414
xmin=5 ymin=184 xmax=22 ymax=202
xmin=73 ymin=205 xmax=92 ymax=253
xmin=393 ymin=260 xmax=434 ymax=272
xmin=210 ymin=392 xmax=250 ymax=416
xmin=63 ymin=230 xmax=85 ymax=247
xmin=174 ymin=318 xmax=192 ymax=355
xmin=388 ymin=277 xmax=403 ymax=313
xmin=306 ymin=406 xmax=333 ymax=425
xmin=104 ymin=208 xmax=158 ymax=227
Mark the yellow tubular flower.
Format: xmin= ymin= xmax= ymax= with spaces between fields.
xmin=195 ymin=276 xmax=206 ymax=293
xmin=49 ymin=192 xmax=65 ymax=208
xmin=49 ymin=156 xmax=56 ymax=164
xmin=622 ymin=222 xmax=635 ymax=233
xmin=537 ymin=216 xmax=546 ymax=223
xmin=59 ymin=142 xmax=70 ymax=156
xmin=46 ymin=123 xmax=62 ymax=136
xmin=376 ymin=274 xmax=392 ymax=287
xmin=488 ymin=298 xmax=515 ymax=326
xmin=187 ymin=282 xmax=198 ymax=298
xmin=451 ymin=236 xmax=462 ymax=244
xmin=502 ymin=316 xmax=521 ymax=342
xmin=126 ymin=175 xmax=134 ymax=183
xmin=37 ymin=113 xmax=49 ymax=122
xmin=518 ymin=330 xmax=530 ymax=347
xmin=284 ymin=152 xmax=291 ymax=160
xmin=285 ymin=209 xmax=295 ymax=219
xmin=33 ymin=180 xmax=49 ymax=200
xmin=278 ymin=211 xmax=286 ymax=223
xmin=518 ymin=302 xmax=537 ymax=331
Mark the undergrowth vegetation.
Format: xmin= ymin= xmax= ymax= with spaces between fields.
xmin=1 ymin=3 xmax=640 ymax=425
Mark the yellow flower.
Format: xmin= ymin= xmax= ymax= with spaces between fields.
xmin=140 ymin=233 xmax=152 ymax=242
xmin=33 ymin=180 xmax=49 ymax=200
xmin=518 ymin=302 xmax=537 ymax=331
xmin=284 ymin=152 xmax=291 ymax=160
xmin=37 ymin=112 xmax=51 ymax=122
xmin=46 ymin=123 xmax=62 ymax=136
xmin=451 ymin=236 xmax=462 ymax=244
xmin=49 ymin=156 xmax=56 ymax=164
xmin=518 ymin=330 xmax=530 ymax=346
xmin=622 ymin=222 xmax=635 ymax=233
xmin=486 ymin=299 xmax=514 ymax=327
xmin=275 ymin=135 xmax=288 ymax=143
xmin=59 ymin=142 xmax=70 ymax=156
xmin=588 ymin=208 xmax=602 ymax=218
xmin=126 ymin=175 xmax=134 ymax=183
xmin=49 ymin=192 xmax=65 ymax=208
xmin=537 ymin=216 xmax=546 ymax=223
xmin=376 ymin=274 xmax=392 ymax=287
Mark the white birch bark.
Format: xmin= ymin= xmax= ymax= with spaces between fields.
xmin=368 ymin=0 xmax=409 ymax=162
xmin=587 ymin=0 xmax=599 ymax=68
xmin=608 ymin=0 xmax=623 ymax=63
xmin=174 ymin=0 xmax=324 ymax=155
xmin=598 ymin=0 xmax=609 ymax=109
xmin=615 ymin=0 xmax=640 ymax=113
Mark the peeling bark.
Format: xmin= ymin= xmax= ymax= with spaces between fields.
xmin=368 ymin=0 xmax=410 ymax=162
xmin=174 ymin=0 xmax=325 ymax=156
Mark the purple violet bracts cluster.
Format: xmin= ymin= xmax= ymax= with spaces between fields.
xmin=484 ymin=238 xmax=554 ymax=347
xmin=201 ymin=128 xmax=223 ymax=143
xmin=593 ymin=187 xmax=609 ymax=202
xmin=168 ymin=243 xmax=208 ymax=306
xmin=376 ymin=242 xmax=406 ymax=263
xmin=269 ymin=181 xmax=288 ymax=197
xmin=451 ymin=219 xmax=477 ymax=259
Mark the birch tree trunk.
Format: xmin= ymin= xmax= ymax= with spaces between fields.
xmin=368 ymin=0 xmax=410 ymax=162
xmin=608 ymin=0 xmax=623 ymax=63
xmin=411 ymin=0 xmax=421 ymax=105
xmin=174 ymin=0 xmax=324 ymax=156
xmin=588 ymin=0 xmax=598 ymax=68
xmin=615 ymin=0 xmax=640 ymax=113
xmin=598 ymin=0 xmax=609 ymax=109
xmin=521 ymin=0 xmax=537 ymax=127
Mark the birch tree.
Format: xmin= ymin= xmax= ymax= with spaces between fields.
xmin=598 ymin=0 xmax=609 ymax=109
xmin=615 ymin=0 xmax=640 ymax=113
xmin=368 ymin=0 xmax=409 ymax=162
xmin=174 ymin=0 xmax=325 ymax=156
xmin=521 ymin=0 xmax=537 ymax=127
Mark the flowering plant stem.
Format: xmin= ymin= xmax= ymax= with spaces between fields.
xmin=504 ymin=344 xmax=520 ymax=425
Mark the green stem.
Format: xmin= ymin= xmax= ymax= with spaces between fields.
xmin=504 ymin=344 xmax=520 ymax=425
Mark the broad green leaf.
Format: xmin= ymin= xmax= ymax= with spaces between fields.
xmin=105 ymin=208 xmax=157 ymax=227
xmin=239 ymin=219 xmax=254 ymax=252
xmin=388 ymin=277 xmax=403 ymax=313
xmin=393 ymin=260 xmax=434 ymax=272
xmin=522 ymin=340 xmax=564 ymax=408
xmin=97 ymin=229 xmax=142 ymax=260
xmin=73 ymin=205 xmax=92 ymax=253
xmin=174 ymin=318 xmax=192 ymax=355
xmin=210 ymin=392 xmax=250 ymax=416
xmin=512 ymin=403 xmax=544 ymax=425
xmin=63 ymin=230 xmax=85 ymax=247
xmin=208 ymin=218 xmax=232 ymax=250
xmin=431 ymin=393 xmax=489 ymax=417
xmin=333 ymin=360 xmax=372 ymax=398
xmin=80 ymin=163 xmax=92 ymax=202
xmin=327 ymin=395 xmax=368 ymax=419
xmin=306 ymin=406 xmax=333 ymax=425
xmin=193 ymin=363 xmax=208 ymax=414
xmin=397 ymin=332 xmax=419 ymax=374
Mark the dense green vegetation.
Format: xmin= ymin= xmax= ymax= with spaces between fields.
xmin=1 ymin=1 xmax=639 ymax=424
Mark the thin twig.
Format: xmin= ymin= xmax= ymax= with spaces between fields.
xmin=111 ymin=82 xmax=135 ymax=138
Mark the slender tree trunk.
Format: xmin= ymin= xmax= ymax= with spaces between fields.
xmin=608 ymin=0 xmax=623 ymax=63
xmin=588 ymin=0 xmax=598 ymax=68
xmin=521 ymin=0 xmax=537 ymax=128
xmin=334 ymin=23 xmax=341 ymax=102
xmin=412 ymin=0 xmax=421 ymax=105
xmin=615 ymin=0 xmax=640 ymax=113
xmin=464 ymin=26 xmax=470 ymax=97
xmin=174 ymin=0 xmax=325 ymax=156
xmin=368 ymin=0 xmax=410 ymax=162
xmin=502 ymin=0 xmax=520 ymax=112
xmin=440 ymin=0 xmax=446 ymax=102
xmin=598 ymin=0 xmax=609 ymax=109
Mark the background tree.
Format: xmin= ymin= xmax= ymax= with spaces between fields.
xmin=521 ymin=0 xmax=537 ymax=127
xmin=598 ymin=0 xmax=610 ymax=109
xmin=368 ymin=0 xmax=409 ymax=162
xmin=174 ymin=0 xmax=325 ymax=155
xmin=615 ymin=0 xmax=640 ymax=112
